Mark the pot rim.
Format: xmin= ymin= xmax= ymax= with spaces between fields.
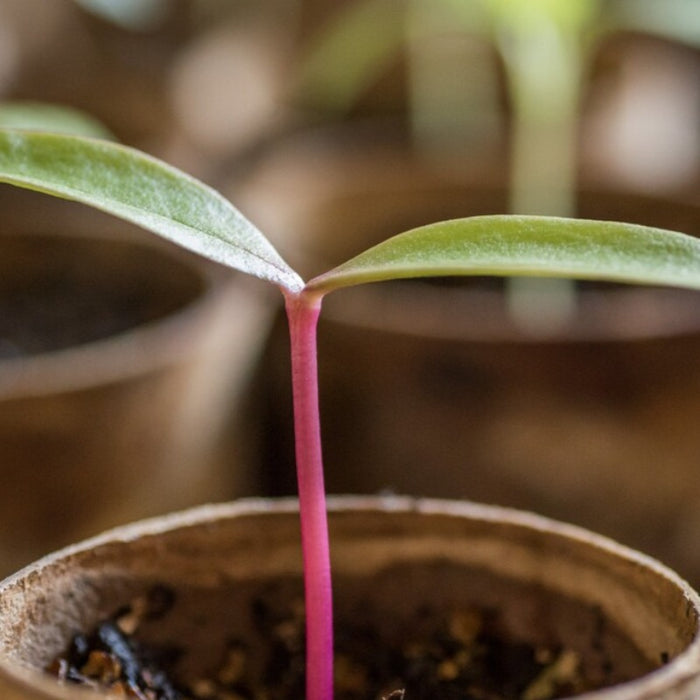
xmin=1 ymin=495 xmax=699 ymax=700
xmin=321 ymin=280 xmax=700 ymax=345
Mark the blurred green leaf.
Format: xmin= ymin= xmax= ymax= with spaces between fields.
xmin=610 ymin=0 xmax=700 ymax=47
xmin=0 ymin=102 xmax=114 ymax=140
xmin=295 ymin=0 xmax=407 ymax=112
xmin=73 ymin=0 xmax=169 ymax=31
xmin=307 ymin=215 xmax=700 ymax=294
xmin=479 ymin=0 xmax=601 ymax=36
xmin=0 ymin=130 xmax=303 ymax=292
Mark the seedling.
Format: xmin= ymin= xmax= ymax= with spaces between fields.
xmin=1 ymin=131 xmax=700 ymax=699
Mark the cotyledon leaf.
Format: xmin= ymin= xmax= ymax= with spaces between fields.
xmin=0 ymin=129 xmax=303 ymax=293
xmin=307 ymin=215 xmax=700 ymax=295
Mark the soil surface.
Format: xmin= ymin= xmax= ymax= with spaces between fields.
xmin=48 ymin=585 xmax=618 ymax=700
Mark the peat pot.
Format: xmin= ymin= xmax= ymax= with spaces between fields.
xmin=0 ymin=189 xmax=274 ymax=575
xmin=0 ymin=497 xmax=699 ymax=698
xmin=233 ymin=130 xmax=700 ymax=586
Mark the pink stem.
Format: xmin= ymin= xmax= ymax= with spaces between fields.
xmin=284 ymin=290 xmax=333 ymax=700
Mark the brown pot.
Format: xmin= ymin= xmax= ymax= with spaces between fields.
xmin=0 ymin=188 xmax=275 ymax=575
xmin=0 ymin=496 xmax=698 ymax=698
xmin=232 ymin=129 xmax=700 ymax=586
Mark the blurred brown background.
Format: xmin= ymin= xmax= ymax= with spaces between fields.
xmin=0 ymin=0 xmax=699 ymax=587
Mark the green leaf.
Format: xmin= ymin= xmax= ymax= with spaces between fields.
xmin=72 ymin=0 xmax=169 ymax=31
xmin=479 ymin=0 xmax=601 ymax=36
xmin=306 ymin=215 xmax=700 ymax=294
xmin=0 ymin=102 xmax=114 ymax=140
xmin=0 ymin=130 xmax=303 ymax=292
xmin=295 ymin=0 xmax=407 ymax=113
xmin=609 ymin=0 xmax=700 ymax=47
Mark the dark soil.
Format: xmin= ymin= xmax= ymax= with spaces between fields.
xmin=49 ymin=585 xmax=604 ymax=700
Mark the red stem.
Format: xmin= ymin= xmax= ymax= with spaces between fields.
xmin=284 ymin=290 xmax=333 ymax=700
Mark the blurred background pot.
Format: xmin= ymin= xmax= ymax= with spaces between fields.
xmin=0 ymin=497 xmax=699 ymax=697
xmin=0 ymin=0 xmax=296 ymax=184
xmin=233 ymin=128 xmax=700 ymax=586
xmin=0 ymin=0 xmax=191 ymax=154
xmin=0 ymin=186 xmax=275 ymax=576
